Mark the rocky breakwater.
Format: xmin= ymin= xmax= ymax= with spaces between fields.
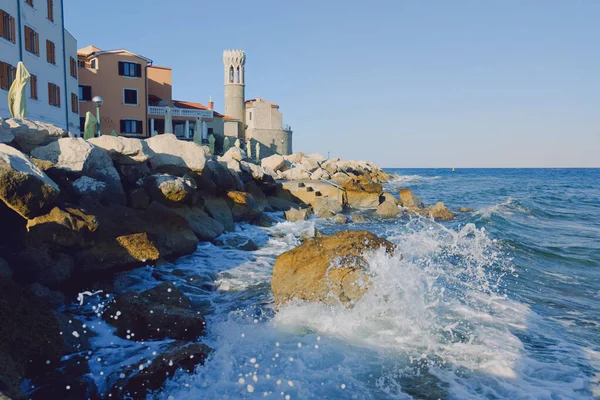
xmin=272 ymin=230 xmax=396 ymax=307
xmin=0 ymin=123 xmax=293 ymax=398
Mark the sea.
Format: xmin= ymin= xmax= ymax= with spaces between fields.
xmin=68 ymin=168 xmax=600 ymax=399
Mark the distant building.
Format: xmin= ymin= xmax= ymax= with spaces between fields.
xmin=77 ymin=46 xmax=226 ymax=143
xmin=223 ymin=49 xmax=292 ymax=156
xmin=0 ymin=0 xmax=79 ymax=133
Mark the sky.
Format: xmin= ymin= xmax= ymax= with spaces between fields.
xmin=64 ymin=0 xmax=600 ymax=167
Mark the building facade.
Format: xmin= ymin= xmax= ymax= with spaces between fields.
xmin=222 ymin=49 xmax=293 ymax=156
xmin=0 ymin=0 xmax=79 ymax=133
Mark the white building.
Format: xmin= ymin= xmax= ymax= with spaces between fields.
xmin=0 ymin=0 xmax=79 ymax=133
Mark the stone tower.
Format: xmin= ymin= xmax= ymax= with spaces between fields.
xmin=223 ymin=49 xmax=246 ymax=138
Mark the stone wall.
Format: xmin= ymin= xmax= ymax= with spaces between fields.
xmin=247 ymin=128 xmax=293 ymax=158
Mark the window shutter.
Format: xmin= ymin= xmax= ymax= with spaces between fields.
xmin=136 ymin=64 xmax=142 ymax=77
xmin=25 ymin=27 xmax=30 ymax=51
xmin=11 ymin=17 xmax=15 ymax=43
xmin=0 ymin=12 xmax=4 ymax=40
xmin=35 ymin=33 xmax=39 ymax=55
xmin=0 ymin=63 xmax=5 ymax=90
xmin=48 ymin=82 xmax=52 ymax=104
xmin=118 ymin=62 xmax=124 ymax=76
xmin=120 ymin=120 xmax=126 ymax=133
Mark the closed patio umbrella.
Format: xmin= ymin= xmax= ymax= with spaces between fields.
xmin=83 ymin=111 xmax=97 ymax=140
xmin=164 ymin=107 xmax=173 ymax=134
xmin=8 ymin=62 xmax=31 ymax=119
xmin=223 ymin=137 xmax=231 ymax=154
xmin=193 ymin=117 xmax=202 ymax=144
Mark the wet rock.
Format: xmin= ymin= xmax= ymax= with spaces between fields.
xmin=31 ymin=138 xmax=125 ymax=205
xmin=285 ymin=207 xmax=311 ymax=222
xmin=89 ymin=135 xmax=155 ymax=164
xmin=102 ymin=282 xmax=206 ymax=340
xmin=313 ymin=197 xmax=343 ymax=218
xmin=459 ymin=207 xmax=474 ymax=213
xmin=110 ymin=342 xmax=211 ymax=399
xmin=145 ymin=134 xmax=207 ymax=175
xmin=27 ymin=283 xmax=66 ymax=310
xmin=28 ymin=354 xmax=98 ymax=400
xmin=272 ymin=231 xmax=396 ymax=307
xmin=117 ymin=163 xmax=150 ymax=188
xmin=54 ymin=313 xmax=94 ymax=353
xmin=205 ymin=159 xmax=235 ymax=194
xmin=139 ymin=173 xmax=197 ymax=206
xmin=0 ymin=143 xmax=60 ymax=219
xmin=376 ymin=193 xmax=401 ymax=218
xmin=268 ymin=196 xmax=299 ymax=212
xmin=399 ymin=188 xmax=424 ymax=209
xmin=351 ymin=213 xmax=367 ymax=223
xmin=203 ymin=195 xmax=234 ymax=232
xmin=74 ymin=232 xmax=160 ymax=274
xmin=5 ymin=118 xmax=67 ymax=153
xmin=227 ymin=190 xmax=264 ymax=222
xmin=171 ymin=206 xmax=224 ymax=241
xmin=428 ymin=202 xmax=455 ymax=221
xmin=214 ymin=236 xmax=259 ymax=251
xmin=0 ymin=277 xmax=62 ymax=400
xmin=251 ymin=213 xmax=277 ymax=227
xmin=36 ymin=253 xmax=74 ymax=287
xmin=346 ymin=190 xmax=381 ymax=208
xmin=333 ymin=214 xmax=349 ymax=224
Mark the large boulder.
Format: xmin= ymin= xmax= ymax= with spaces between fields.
xmin=428 ymin=202 xmax=455 ymax=221
xmin=0 ymin=118 xmax=14 ymax=143
xmin=205 ymin=159 xmax=235 ymax=194
xmin=171 ymin=206 xmax=224 ymax=241
xmin=89 ymin=135 xmax=155 ymax=164
xmin=268 ymin=196 xmax=299 ymax=212
xmin=284 ymin=207 xmax=311 ymax=222
xmin=145 ymin=134 xmax=207 ymax=175
xmin=102 ymin=282 xmax=206 ymax=340
xmin=321 ymin=159 xmax=340 ymax=175
xmin=220 ymin=146 xmax=246 ymax=162
xmin=30 ymin=138 xmax=125 ymax=204
xmin=283 ymin=152 xmax=304 ymax=164
xmin=299 ymin=156 xmax=320 ymax=172
xmin=71 ymin=176 xmax=107 ymax=199
xmin=0 ymin=277 xmax=63 ymax=400
xmin=138 ymin=173 xmax=197 ymax=206
xmin=346 ymin=191 xmax=381 ymax=208
xmin=306 ymin=153 xmax=327 ymax=163
xmin=110 ymin=342 xmax=211 ymax=399
xmin=261 ymin=154 xmax=286 ymax=171
xmin=0 ymin=144 xmax=60 ymax=219
xmin=399 ymin=188 xmax=423 ymax=209
xmin=272 ymin=231 xmax=395 ymax=307
xmin=227 ymin=190 xmax=263 ymax=222
xmin=5 ymin=118 xmax=67 ymax=153
xmin=313 ymin=197 xmax=343 ymax=218
xmin=26 ymin=207 xmax=99 ymax=249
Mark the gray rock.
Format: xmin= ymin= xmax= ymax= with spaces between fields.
xmin=5 ymin=118 xmax=67 ymax=153
xmin=138 ymin=173 xmax=197 ymax=206
xmin=220 ymin=146 xmax=246 ymax=162
xmin=27 ymin=283 xmax=66 ymax=310
xmin=72 ymin=176 xmax=107 ymax=198
xmin=171 ymin=206 xmax=225 ymax=242
xmin=261 ymin=154 xmax=286 ymax=171
xmin=0 ymin=143 xmax=60 ymax=218
xmin=313 ymin=197 xmax=343 ymax=218
xmin=129 ymin=188 xmax=150 ymax=210
xmin=299 ymin=156 xmax=320 ymax=172
xmin=0 ymin=257 xmax=12 ymax=279
xmin=0 ymin=117 xmax=15 ymax=143
xmin=203 ymin=195 xmax=234 ymax=231
xmin=89 ymin=135 xmax=155 ymax=164
xmin=351 ymin=213 xmax=367 ymax=223
xmin=333 ymin=214 xmax=349 ymax=224
xmin=285 ymin=207 xmax=310 ymax=222
xmin=145 ymin=133 xmax=207 ymax=175
xmin=31 ymin=138 xmax=125 ymax=204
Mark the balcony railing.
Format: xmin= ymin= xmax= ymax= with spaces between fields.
xmin=283 ymin=124 xmax=292 ymax=131
xmin=148 ymin=106 xmax=214 ymax=119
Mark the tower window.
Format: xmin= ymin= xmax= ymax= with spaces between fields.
xmin=229 ymin=66 xmax=234 ymax=83
xmin=236 ymin=66 xmax=240 ymax=83
xmin=249 ymin=112 xmax=252 ymax=121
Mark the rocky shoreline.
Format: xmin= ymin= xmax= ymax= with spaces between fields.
xmin=0 ymin=117 xmax=462 ymax=399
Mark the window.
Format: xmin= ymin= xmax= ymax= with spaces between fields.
xmin=78 ymin=85 xmax=91 ymax=101
xmin=70 ymin=57 xmax=77 ymax=78
xmin=249 ymin=111 xmax=252 ymax=121
xmin=71 ymin=93 xmax=78 ymax=114
xmin=26 ymin=0 xmax=33 ymax=6
xmin=79 ymin=116 xmax=85 ymax=133
xmin=229 ymin=66 xmax=234 ymax=83
xmin=29 ymin=74 xmax=38 ymax=99
xmin=24 ymin=26 xmax=39 ymax=55
xmin=0 ymin=10 xmax=16 ymax=43
xmin=0 ymin=61 xmax=16 ymax=90
xmin=47 ymin=0 xmax=54 ymax=22
xmin=236 ymin=66 xmax=240 ymax=83
xmin=77 ymin=60 xmax=85 ymax=68
xmin=90 ymin=58 xmax=97 ymax=69
xmin=48 ymin=82 xmax=60 ymax=107
xmin=46 ymin=40 xmax=55 ymax=64
xmin=123 ymin=88 xmax=138 ymax=105
xmin=118 ymin=61 xmax=142 ymax=77
xmin=120 ymin=119 xmax=143 ymax=134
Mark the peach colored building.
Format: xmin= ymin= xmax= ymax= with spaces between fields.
xmin=77 ymin=45 xmax=227 ymax=144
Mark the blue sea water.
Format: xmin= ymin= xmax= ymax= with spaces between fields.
xmin=71 ymin=168 xmax=600 ymax=399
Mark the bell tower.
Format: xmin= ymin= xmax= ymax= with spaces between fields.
xmin=223 ymin=49 xmax=246 ymax=137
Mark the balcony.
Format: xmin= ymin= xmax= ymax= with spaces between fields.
xmin=148 ymin=106 xmax=213 ymax=119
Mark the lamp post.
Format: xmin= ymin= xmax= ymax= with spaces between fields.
xmin=92 ymin=96 xmax=103 ymax=137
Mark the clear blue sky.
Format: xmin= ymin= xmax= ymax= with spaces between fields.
xmin=65 ymin=0 xmax=600 ymax=167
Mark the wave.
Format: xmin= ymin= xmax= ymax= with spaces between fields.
xmin=387 ymin=175 xmax=442 ymax=185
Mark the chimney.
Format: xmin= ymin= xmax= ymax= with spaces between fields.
xmin=208 ymin=95 xmax=214 ymax=110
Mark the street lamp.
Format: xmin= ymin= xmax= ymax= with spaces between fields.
xmin=92 ymin=96 xmax=103 ymax=136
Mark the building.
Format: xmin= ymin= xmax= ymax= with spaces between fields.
xmin=77 ymin=46 xmax=226 ymax=144
xmin=0 ymin=0 xmax=79 ymax=133
xmin=222 ymin=49 xmax=293 ymax=156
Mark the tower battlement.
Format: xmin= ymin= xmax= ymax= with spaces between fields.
xmin=223 ymin=49 xmax=246 ymax=67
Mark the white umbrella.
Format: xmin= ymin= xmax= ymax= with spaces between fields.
xmin=8 ymin=62 xmax=31 ymax=119
xmin=164 ymin=106 xmax=173 ymax=134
